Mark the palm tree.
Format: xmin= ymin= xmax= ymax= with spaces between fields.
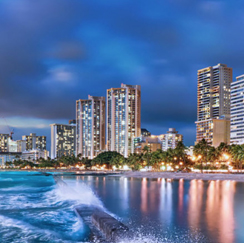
xmin=193 ymin=139 xmax=211 ymax=172
xmin=174 ymin=141 xmax=187 ymax=166
xmin=142 ymin=146 xmax=152 ymax=166
xmin=127 ymin=153 xmax=144 ymax=171
xmin=230 ymin=145 xmax=244 ymax=171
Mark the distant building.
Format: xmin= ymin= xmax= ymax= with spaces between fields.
xmin=0 ymin=134 xmax=10 ymax=152
xmin=76 ymin=95 xmax=106 ymax=159
xmin=107 ymin=84 xmax=141 ymax=157
xmin=158 ymin=128 xmax=183 ymax=151
xmin=22 ymin=133 xmax=46 ymax=151
xmin=69 ymin=119 xmax=76 ymax=125
xmin=133 ymin=136 xmax=161 ymax=154
xmin=8 ymin=138 xmax=17 ymax=152
xmin=195 ymin=63 xmax=232 ymax=146
xmin=21 ymin=150 xmax=49 ymax=162
xmin=50 ymin=123 xmax=76 ymax=159
xmin=0 ymin=152 xmax=21 ymax=167
xmin=16 ymin=140 xmax=26 ymax=152
xmin=141 ymin=128 xmax=151 ymax=137
xmin=231 ymin=75 xmax=244 ymax=144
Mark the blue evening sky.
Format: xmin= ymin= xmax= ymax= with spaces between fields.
xmin=0 ymin=0 xmax=244 ymax=150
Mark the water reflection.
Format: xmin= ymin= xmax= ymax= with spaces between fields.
xmin=70 ymin=175 xmax=242 ymax=243
xmin=188 ymin=180 xmax=204 ymax=228
xmin=178 ymin=179 xmax=184 ymax=214
xmin=141 ymin=178 xmax=148 ymax=212
xmin=159 ymin=178 xmax=173 ymax=225
xmin=206 ymin=180 xmax=236 ymax=243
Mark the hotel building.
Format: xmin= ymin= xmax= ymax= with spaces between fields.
xmin=22 ymin=133 xmax=46 ymax=151
xmin=158 ymin=128 xmax=183 ymax=151
xmin=107 ymin=84 xmax=141 ymax=157
xmin=50 ymin=123 xmax=76 ymax=159
xmin=76 ymin=95 xmax=105 ymax=159
xmin=230 ymin=75 xmax=244 ymax=144
xmin=195 ymin=64 xmax=232 ymax=146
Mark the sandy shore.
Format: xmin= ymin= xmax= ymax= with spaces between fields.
xmin=118 ymin=171 xmax=244 ymax=182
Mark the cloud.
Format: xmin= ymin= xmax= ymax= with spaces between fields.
xmin=0 ymin=0 xmax=244 ymax=147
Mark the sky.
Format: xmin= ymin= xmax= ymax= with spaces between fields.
xmin=0 ymin=0 xmax=244 ymax=150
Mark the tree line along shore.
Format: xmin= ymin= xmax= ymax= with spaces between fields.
xmin=2 ymin=139 xmax=244 ymax=172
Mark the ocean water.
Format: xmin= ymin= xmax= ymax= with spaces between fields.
xmin=1 ymin=172 xmax=244 ymax=243
xmin=0 ymin=171 xmax=91 ymax=243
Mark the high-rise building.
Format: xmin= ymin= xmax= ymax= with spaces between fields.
xmin=230 ymin=75 xmax=244 ymax=144
xmin=22 ymin=133 xmax=46 ymax=151
xmin=0 ymin=134 xmax=10 ymax=152
xmin=195 ymin=64 xmax=232 ymax=146
xmin=158 ymin=128 xmax=183 ymax=151
xmin=50 ymin=123 xmax=76 ymax=159
xmin=107 ymin=84 xmax=141 ymax=157
xmin=76 ymin=95 xmax=105 ymax=159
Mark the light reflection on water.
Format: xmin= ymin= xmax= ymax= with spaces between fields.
xmin=68 ymin=175 xmax=243 ymax=243
xmin=3 ymin=173 xmax=239 ymax=243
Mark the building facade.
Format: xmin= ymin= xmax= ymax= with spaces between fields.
xmin=21 ymin=150 xmax=49 ymax=162
xmin=158 ymin=128 xmax=183 ymax=151
xmin=76 ymin=96 xmax=105 ymax=159
xmin=196 ymin=63 xmax=232 ymax=146
xmin=230 ymin=75 xmax=244 ymax=144
xmin=107 ymin=84 xmax=141 ymax=157
xmin=16 ymin=140 xmax=26 ymax=152
xmin=0 ymin=152 xmax=21 ymax=167
xmin=22 ymin=133 xmax=46 ymax=151
xmin=0 ymin=134 xmax=10 ymax=152
xmin=50 ymin=124 xmax=76 ymax=159
xmin=133 ymin=136 xmax=161 ymax=154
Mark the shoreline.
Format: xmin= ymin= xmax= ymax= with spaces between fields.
xmin=2 ymin=169 xmax=244 ymax=182
xmin=118 ymin=171 xmax=244 ymax=182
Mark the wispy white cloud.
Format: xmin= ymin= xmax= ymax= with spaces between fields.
xmin=0 ymin=117 xmax=67 ymax=129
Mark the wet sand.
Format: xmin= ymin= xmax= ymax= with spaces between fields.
xmin=118 ymin=171 xmax=244 ymax=182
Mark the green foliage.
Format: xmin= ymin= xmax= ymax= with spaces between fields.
xmin=127 ymin=153 xmax=143 ymax=171
xmin=92 ymin=151 xmax=125 ymax=168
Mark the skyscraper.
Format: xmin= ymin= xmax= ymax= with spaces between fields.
xmin=230 ymin=75 xmax=244 ymax=144
xmin=107 ymin=84 xmax=141 ymax=157
xmin=50 ymin=123 xmax=76 ymax=159
xmin=195 ymin=63 xmax=232 ymax=146
xmin=76 ymin=95 xmax=105 ymax=159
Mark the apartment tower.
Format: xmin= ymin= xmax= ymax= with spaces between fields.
xmin=50 ymin=123 xmax=76 ymax=159
xmin=76 ymin=95 xmax=105 ymax=159
xmin=22 ymin=133 xmax=46 ymax=151
xmin=196 ymin=64 xmax=232 ymax=146
xmin=107 ymin=84 xmax=141 ymax=157
xmin=230 ymin=75 xmax=244 ymax=144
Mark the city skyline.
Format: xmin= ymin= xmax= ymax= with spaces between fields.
xmin=1 ymin=0 xmax=244 ymax=150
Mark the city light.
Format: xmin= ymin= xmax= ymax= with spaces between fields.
xmin=223 ymin=153 xmax=230 ymax=160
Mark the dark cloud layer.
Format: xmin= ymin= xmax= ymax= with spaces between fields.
xmin=0 ymin=0 xmax=244 ymax=146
